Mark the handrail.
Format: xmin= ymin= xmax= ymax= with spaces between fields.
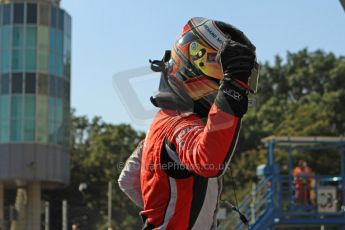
xmin=219 ymin=176 xmax=273 ymax=230
xmin=219 ymin=173 xmax=345 ymax=229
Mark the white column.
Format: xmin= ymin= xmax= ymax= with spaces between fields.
xmin=11 ymin=188 xmax=28 ymax=230
xmin=0 ymin=184 xmax=4 ymax=230
xmin=62 ymin=200 xmax=67 ymax=230
xmin=108 ymin=181 xmax=112 ymax=229
xmin=27 ymin=182 xmax=41 ymax=230
xmin=44 ymin=201 xmax=50 ymax=230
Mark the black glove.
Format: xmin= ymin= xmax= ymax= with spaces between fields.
xmin=214 ymin=39 xmax=254 ymax=117
xmin=216 ymin=81 xmax=248 ymax=118
xmin=217 ymin=39 xmax=256 ymax=85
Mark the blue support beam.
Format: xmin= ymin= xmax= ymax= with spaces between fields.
xmin=220 ymin=137 xmax=345 ymax=230
xmin=287 ymin=146 xmax=294 ymax=210
xmin=341 ymin=147 xmax=345 ymax=215
xmin=267 ymin=141 xmax=275 ymax=167
xmin=276 ymin=217 xmax=345 ymax=225
xmin=260 ymin=136 xmax=345 ymax=229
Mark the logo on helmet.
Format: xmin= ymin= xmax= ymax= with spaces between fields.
xmin=190 ymin=42 xmax=198 ymax=51
xmin=223 ymin=88 xmax=243 ymax=101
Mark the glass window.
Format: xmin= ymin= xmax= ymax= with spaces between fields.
xmin=0 ymin=95 xmax=10 ymax=120
xmin=26 ymin=26 xmax=37 ymax=48
xmin=2 ymin=4 xmax=12 ymax=25
xmin=25 ymin=73 xmax=36 ymax=94
xmin=64 ymin=60 xmax=71 ymax=81
xmin=64 ymin=13 xmax=69 ymax=36
xmin=38 ymin=26 xmax=49 ymax=50
xmin=48 ymin=121 xmax=56 ymax=144
xmin=25 ymin=49 xmax=36 ymax=72
xmin=13 ymin=3 xmax=24 ymax=24
xmin=1 ymin=74 xmax=10 ymax=94
xmin=50 ymin=28 xmax=56 ymax=51
xmin=51 ymin=7 xmax=57 ymax=28
xmin=56 ymin=98 xmax=63 ymax=122
xmin=38 ymin=50 xmax=49 ymax=73
xmin=63 ymin=36 xmax=71 ymax=79
xmin=11 ymin=119 xmax=22 ymax=141
xmin=63 ymin=102 xmax=69 ymax=121
xmin=0 ymin=5 xmax=2 ymax=25
xmin=13 ymin=26 xmax=24 ymax=48
xmin=48 ymin=97 xmax=55 ymax=121
xmin=36 ymin=95 xmax=48 ymax=143
xmin=63 ymin=35 xmax=68 ymax=57
xmin=39 ymin=4 xmax=49 ymax=26
xmin=0 ymin=98 xmax=10 ymax=143
xmin=12 ymin=73 xmax=23 ymax=94
xmin=56 ymin=30 xmax=63 ymax=55
xmin=11 ymin=95 xmax=23 ymax=118
xmin=26 ymin=3 xmax=37 ymax=24
xmin=0 ymin=49 xmax=11 ymax=74
xmin=1 ymin=26 xmax=11 ymax=50
xmin=0 ymin=122 xmax=10 ymax=143
xmin=63 ymin=99 xmax=69 ymax=112
xmin=49 ymin=51 xmax=56 ymax=75
xmin=64 ymin=13 xmax=72 ymax=38
xmin=57 ymin=54 xmax=63 ymax=77
xmin=66 ymin=38 xmax=71 ymax=56
xmin=12 ymin=49 xmax=24 ymax=71
xmin=56 ymin=98 xmax=64 ymax=144
xmin=58 ymin=9 xmax=64 ymax=31
xmin=64 ymin=81 xmax=70 ymax=100
xmin=24 ymin=119 xmax=35 ymax=141
xmin=49 ymin=75 xmax=56 ymax=97
xmin=56 ymin=77 xmax=64 ymax=97
xmin=38 ymin=74 xmax=48 ymax=95
xmin=24 ymin=95 xmax=35 ymax=118
xmin=63 ymin=127 xmax=69 ymax=146
xmin=57 ymin=127 xmax=63 ymax=144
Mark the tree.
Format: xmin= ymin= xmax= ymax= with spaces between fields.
xmin=44 ymin=114 xmax=145 ymax=229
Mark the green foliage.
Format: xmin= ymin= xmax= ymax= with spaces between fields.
xmin=44 ymin=115 xmax=145 ymax=229
xmin=72 ymin=116 xmax=145 ymax=229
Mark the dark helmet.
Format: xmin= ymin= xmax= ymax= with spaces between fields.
xmin=151 ymin=17 xmax=259 ymax=114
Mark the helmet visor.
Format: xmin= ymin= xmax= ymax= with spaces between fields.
xmin=189 ymin=41 xmax=223 ymax=80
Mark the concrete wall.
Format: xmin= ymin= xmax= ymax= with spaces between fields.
xmin=0 ymin=144 xmax=69 ymax=188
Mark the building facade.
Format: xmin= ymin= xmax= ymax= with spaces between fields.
xmin=0 ymin=0 xmax=71 ymax=228
xmin=0 ymin=0 xmax=71 ymax=183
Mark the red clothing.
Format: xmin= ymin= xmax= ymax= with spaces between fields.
xmin=140 ymin=103 xmax=241 ymax=229
xmin=293 ymin=165 xmax=313 ymax=205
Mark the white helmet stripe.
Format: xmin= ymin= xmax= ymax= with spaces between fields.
xmin=191 ymin=17 xmax=227 ymax=50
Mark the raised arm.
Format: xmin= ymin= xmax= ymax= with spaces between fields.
xmin=166 ymin=39 xmax=256 ymax=178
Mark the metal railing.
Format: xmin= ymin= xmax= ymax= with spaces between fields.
xmin=219 ymin=176 xmax=273 ymax=230
xmin=219 ymin=174 xmax=345 ymax=229
xmin=277 ymin=175 xmax=344 ymax=216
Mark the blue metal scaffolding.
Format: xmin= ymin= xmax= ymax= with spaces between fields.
xmin=219 ymin=136 xmax=345 ymax=230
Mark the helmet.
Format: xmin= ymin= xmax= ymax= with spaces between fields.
xmin=165 ymin=17 xmax=258 ymax=112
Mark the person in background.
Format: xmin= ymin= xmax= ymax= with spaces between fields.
xmin=72 ymin=223 xmax=81 ymax=230
xmin=293 ymin=160 xmax=314 ymax=206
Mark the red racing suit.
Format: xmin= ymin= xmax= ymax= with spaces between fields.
xmin=137 ymin=100 xmax=241 ymax=229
